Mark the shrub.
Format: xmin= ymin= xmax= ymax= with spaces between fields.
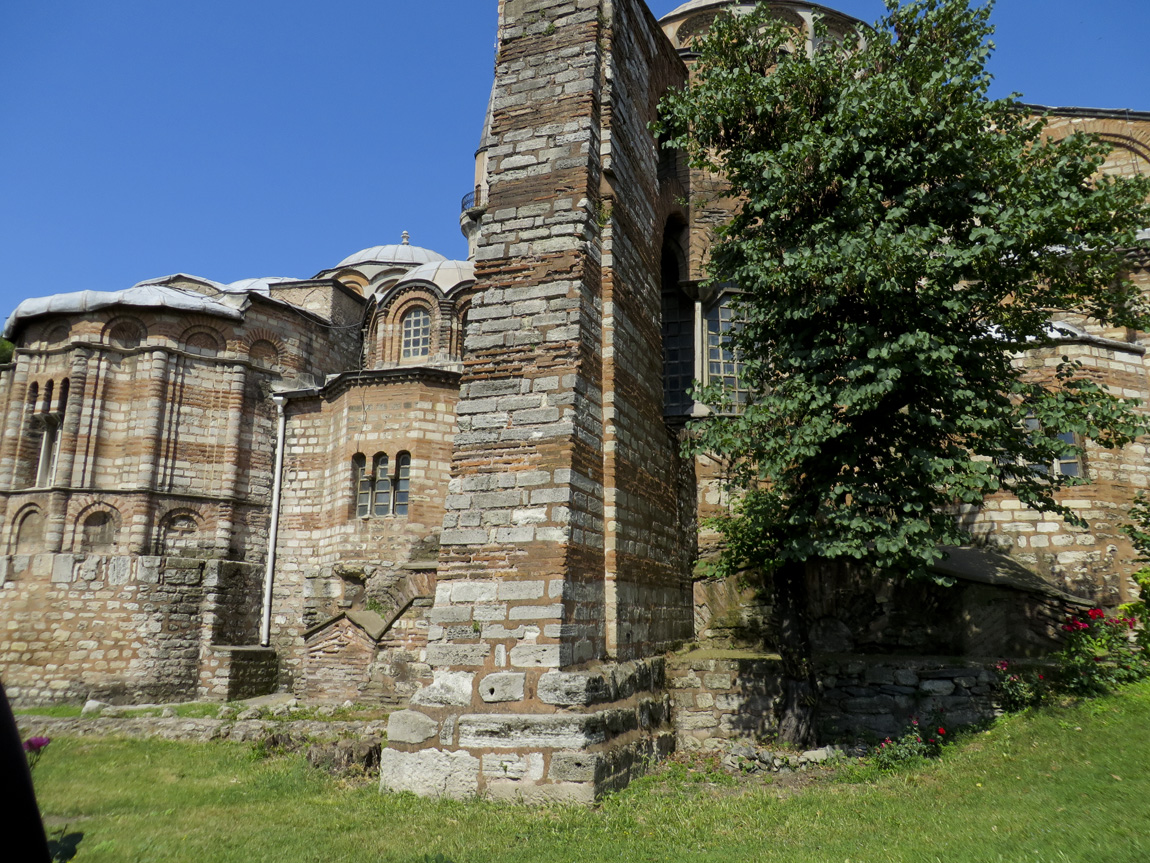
xmin=872 ymin=718 xmax=948 ymax=771
xmin=993 ymin=660 xmax=1048 ymax=711
xmin=1055 ymin=608 xmax=1150 ymax=697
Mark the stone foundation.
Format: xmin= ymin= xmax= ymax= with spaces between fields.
xmin=380 ymin=658 xmax=674 ymax=802
xmin=669 ymin=651 xmax=1007 ymax=747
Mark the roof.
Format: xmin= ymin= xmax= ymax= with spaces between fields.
xmin=930 ymin=546 xmax=1089 ymax=604
xmin=661 ymin=0 xmax=865 ymax=27
xmin=3 ymin=285 xmax=243 ymax=339
xmin=393 ymin=259 xmax=476 ymax=293
xmin=335 ymin=233 xmax=447 ymax=269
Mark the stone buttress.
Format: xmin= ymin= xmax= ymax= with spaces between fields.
xmin=380 ymin=0 xmax=694 ymax=802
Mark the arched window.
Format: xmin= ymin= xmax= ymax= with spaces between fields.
xmin=353 ymin=453 xmax=371 ymax=517
xmin=14 ymin=510 xmax=45 ymax=554
xmin=401 ymin=307 xmax=432 ymax=359
xmin=393 ymin=452 xmax=412 ymax=516
xmin=107 ymin=319 xmax=145 ymax=350
xmin=80 ymin=510 xmax=117 ymax=553
xmin=160 ymin=511 xmax=202 ymax=556
xmin=373 ymin=453 xmax=392 ymax=516
xmin=661 ymin=241 xmax=695 ymax=416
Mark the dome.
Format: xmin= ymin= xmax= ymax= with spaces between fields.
xmin=662 ymin=0 xmax=731 ymax=18
xmin=393 ymin=260 xmax=476 ymax=293
xmin=335 ymin=232 xmax=447 ymax=269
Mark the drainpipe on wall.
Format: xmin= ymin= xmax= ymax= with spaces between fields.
xmin=260 ymin=394 xmax=287 ymax=647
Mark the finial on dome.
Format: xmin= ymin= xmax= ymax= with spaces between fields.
xmin=401 ymin=231 xmax=410 ymax=245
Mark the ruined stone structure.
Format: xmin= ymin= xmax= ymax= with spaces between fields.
xmin=3 ymin=0 xmax=1150 ymax=801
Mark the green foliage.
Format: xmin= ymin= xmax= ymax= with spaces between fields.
xmin=872 ymin=717 xmax=949 ymax=770
xmin=1120 ymin=492 xmax=1150 ymax=648
xmin=0 ymin=338 xmax=13 ymax=364
xmin=656 ymin=0 xmax=1150 ymax=579
xmin=993 ymin=660 xmax=1049 ymax=711
xmin=1054 ymin=607 xmax=1150 ymax=697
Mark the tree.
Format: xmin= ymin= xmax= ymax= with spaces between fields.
xmin=657 ymin=0 xmax=1150 ymax=746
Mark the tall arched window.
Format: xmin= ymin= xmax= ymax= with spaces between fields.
xmin=661 ymin=242 xmax=695 ymax=416
xmin=352 ymin=452 xmax=408 ymax=517
xmin=80 ymin=510 xmax=117 ymax=553
xmin=401 ymin=307 xmax=432 ymax=359
xmin=373 ymin=453 xmax=392 ymax=516
xmin=393 ymin=452 xmax=412 ymax=516
xmin=15 ymin=510 xmax=45 ymax=554
xmin=353 ymin=453 xmax=371 ymax=517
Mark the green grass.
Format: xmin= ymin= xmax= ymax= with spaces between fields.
xmin=32 ymin=682 xmax=1150 ymax=863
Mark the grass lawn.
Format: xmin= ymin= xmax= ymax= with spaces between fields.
xmin=31 ymin=681 xmax=1150 ymax=863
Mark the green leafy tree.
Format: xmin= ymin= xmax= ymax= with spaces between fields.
xmin=657 ymin=0 xmax=1150 ymax=745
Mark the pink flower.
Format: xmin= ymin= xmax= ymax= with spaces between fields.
xmin=22 ymin=736 xmax=50 ymax=754
xmin=1088 ymin=608 xmax=1106 ymax=620
xmin=938 ymin=728 xmax=946 ymax=736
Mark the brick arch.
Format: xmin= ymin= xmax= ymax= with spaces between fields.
xmin=10 ymin=504 xmax=46 ymax=554
xmin=377 ymin=286 xmax=445 ymax=365
xmin=179 ymin=325 xmax=224 ymax=357
xmin=103 ymin=316 xmax=147 ymax=350
xmin=241 ymin=328 xmax=291 ymax=372
xmin=1042 ymin=116 xmax=1150 ymax=183
xmin=154 ymin=506 xmax=210 ymax=557
xmin=70 ymin=501 xmax=123 ymax=553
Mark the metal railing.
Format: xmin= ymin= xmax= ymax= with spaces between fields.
xmin=461 ymin=186 xmax=488 ymax=214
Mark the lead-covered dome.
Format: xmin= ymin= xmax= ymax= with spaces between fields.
xmin=394 ymin=260 xmax=476 ymax=294
xmin=336 ymin=236 xmax=446 ymax=269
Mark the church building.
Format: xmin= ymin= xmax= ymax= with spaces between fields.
xmin=3 ymin=0 xmax=1150 ymax=800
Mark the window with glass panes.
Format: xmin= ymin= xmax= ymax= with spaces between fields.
xmin=401 ymin=308 xmax=431 ymax=359
xmin=706 ymin=298 xmax=747 ymax=406
xmin=393 ymin=453 xmax=411 ymax=516
xmin=373 ymin=454 xmax=392 ymax=515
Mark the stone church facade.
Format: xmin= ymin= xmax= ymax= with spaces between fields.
xmin=2 ymin=0 xmax=1150 ymax=800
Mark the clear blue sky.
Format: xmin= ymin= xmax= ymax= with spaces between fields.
xmin=2 ymin=1 xmax=1147 ymax=319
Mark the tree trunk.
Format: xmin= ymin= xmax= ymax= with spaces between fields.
xmin=772 ymin=559 xmax=818 ymax=748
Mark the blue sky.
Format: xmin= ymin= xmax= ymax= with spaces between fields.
xmin=2 ymin=1 xmax=1148 ymax=319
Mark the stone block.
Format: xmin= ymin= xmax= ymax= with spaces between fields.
xmin=479 ymin=672 xmax=526 ymax=703
xmin=482 ymin=752 xmax=544 ymax=780
xmin=411 ymin=671 xmax=475 ymax=707
xmin=457 ymin=714 xmax=604 ymax=750
xmin=51 ymin=555 xmax=75 ymax=584
xmin=509 ymin=644 xmax=561 ymax=667
xmin=537 ymin=670 xmax=611 ymax=705
xmin=548 ymin=751 xmax=602 ymax=783
xmin=386 ymin=710 xmax=439 ymax=745
xmin=919 ymin=679 xmax=956 ymax=696
xmin=425 ymin=644 xmax=489 ymax=667
xmin=379 ymin=748 xmax=480 ymax=799
xmin=484 ymin=780 xmax=595 ymax=805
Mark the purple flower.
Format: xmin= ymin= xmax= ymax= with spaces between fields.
xmin=23 ymin=736 xmax=50 ymax=754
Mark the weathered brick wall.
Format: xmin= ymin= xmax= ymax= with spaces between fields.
xmin=964 ymin=325 xmax=1150 ymax=605
xmin=669 ymin=652 xmax=1003 ymax=747
xmin=381 ymin=0 xmax=693 ymax=803
xmin=598 ymin=0 xmax=695 ymax=660
xmin=272 ymin=374 xmax=458 ymax=691
xmin=0 ymin=281 xmax=360 ymax=704
xmin=0 ymin=553 xmax=209 ymax=705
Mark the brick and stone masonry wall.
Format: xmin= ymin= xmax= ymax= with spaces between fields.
xmin=0 ymin=291 xmax=354 ymax=706
xmin=669 ymin=653 xmax=1003 ymax=748
xmin=0 ymin=552 xmax=262 ymax=706
xmin=380 ymin=0 xmax=694 ymax=802
xmin=272 ymin=373 xmax=458 ymax=693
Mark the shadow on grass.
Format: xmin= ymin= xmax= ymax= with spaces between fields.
xmin=48 ymin=829 xmax=83 ymax=862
